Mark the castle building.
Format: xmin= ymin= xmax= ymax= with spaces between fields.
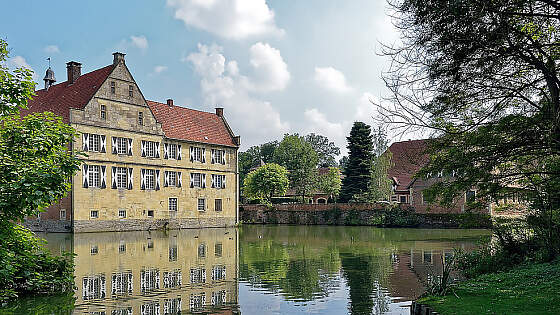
xmin=23 ymin=52 xmax=240 ymax=232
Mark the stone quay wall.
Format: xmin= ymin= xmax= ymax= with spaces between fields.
xmin=240 ymin=204 xmax=492 ymax=229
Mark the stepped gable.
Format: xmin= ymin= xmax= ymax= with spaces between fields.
xmin=146 ymin=100 xmax=237 ymax=147
xmin=387 ymin=139 xmax=430 ymax=191
xmin=22 ymin=65 xmax=114 ymax=123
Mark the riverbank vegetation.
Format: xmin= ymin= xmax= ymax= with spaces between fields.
xmin=0 ymin=39 xmax=81 ymax=303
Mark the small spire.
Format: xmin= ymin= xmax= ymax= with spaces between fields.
xmin=43 ymin=57 xmax=56 ymax=90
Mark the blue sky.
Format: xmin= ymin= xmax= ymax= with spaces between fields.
xmin=2 ymin=0 xmax=401 ymax=155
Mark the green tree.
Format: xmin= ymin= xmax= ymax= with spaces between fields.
xmin=239 ymin=141 xmax=279 ymax=188
xmin=318 ymin=167 xmax=342 ymax=202
xmin=274 ymin=134 xmax=319 ymax=201
xmin=0 ymin=39 xmax=80 ymax=302
xmin=339 ymin=122 xmax=374 ymax=202
xmin=305 ymin=133 xmax=341 ymax=167
xmin=243 ymin=163 xmax=289 ymax=203
xmin=355 ymin=127 xmax=393 ymax=202
xmin=381 ymin=1 xmax=560 ymax=257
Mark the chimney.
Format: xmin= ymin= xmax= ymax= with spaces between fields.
xmin=215 ymin=107 xmax=224 ymax=117
xmin=113 ymin=52 xmax=126 ymax=66
xmin=66 ymin=61 xmax=82 ymax=84
xmin=166 ymin=99 xmax=174 ymax=106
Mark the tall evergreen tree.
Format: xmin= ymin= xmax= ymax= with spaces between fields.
xmin=339 ymin=122 xmax=374 ymax=202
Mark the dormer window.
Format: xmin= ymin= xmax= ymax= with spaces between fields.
xmin=129 ymin=85 xmax=134 ymax=97
xmin=110 ymin=81 xmax=116 ymax=94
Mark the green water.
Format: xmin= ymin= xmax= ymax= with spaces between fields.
xmin=1 ymin=225 xmax=490 ymax=315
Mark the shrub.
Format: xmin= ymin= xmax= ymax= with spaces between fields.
xmin=0 ymin=223 xmax=74 ymax=304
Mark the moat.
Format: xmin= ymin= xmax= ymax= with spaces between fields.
xmin=3 ymin=225 xmax=490 ymax=314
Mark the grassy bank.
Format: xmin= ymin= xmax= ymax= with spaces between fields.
xmin=418 ymin=261 xmax=560 ymax=315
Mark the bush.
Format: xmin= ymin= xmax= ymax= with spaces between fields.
xmin=0 ymin=223 xmax=74 ymax=304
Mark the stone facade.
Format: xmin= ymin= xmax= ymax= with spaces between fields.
xmin=25 ymin=53 xmax=239 ymax=232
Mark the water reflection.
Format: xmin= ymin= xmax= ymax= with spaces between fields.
xmin=4 ymin=226 xmax=489 ymax=315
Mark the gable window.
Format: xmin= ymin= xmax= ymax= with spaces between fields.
xmin=141 ymin=140 xmax=160 ymax=158
xmin=399 ymin=195 xmax=408 ymax=204
xmin=128 ymin=85 xmax=134 ymax=97
xmin=198 ymin=198 xmax=206 ymax=212
xmin=215 ymin=199 xmax=222 ymax=212
xmin=190 ymin=173 xmax=205 ymax=188
xmin=100 ymin=104 xmax=106 ymax=120
xmin=211 ymin=149 xmax=226 ymax=164
xmin=110 ymin=81 xmax=116 ymax=94
xmin=211 ymin=174 xmax=226 ymax=189
xmin=190 ymin=146 xmax=205 ymax=163
xmin=138 ymin=111 xmax=143 ymax=125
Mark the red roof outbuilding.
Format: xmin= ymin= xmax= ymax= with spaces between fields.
xmin=387 ymin=139 xmax=429 ymax=191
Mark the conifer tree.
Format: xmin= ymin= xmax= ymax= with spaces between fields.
xmin=339 ymin=122 xmax=374 ymax=202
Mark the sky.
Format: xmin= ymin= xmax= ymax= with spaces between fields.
xmin=2 ymin=0 xmax=405 ymax=157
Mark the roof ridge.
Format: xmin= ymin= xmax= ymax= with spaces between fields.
xmin=34 ymin=64 xmax=114 ymax=93
xmin=146 ymin=100 xmax=219 ymax=116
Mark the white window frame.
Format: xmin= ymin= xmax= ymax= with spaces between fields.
xmin=117 ymin=137 xmax=128 ymax=155
xmin=88 ymin=134 xmax=101 ymax=152
xmin=169 ymin=144 xmax=178 ymax=159
xmin=90 ymin=210 xmax=99 ymax=219
xmin=145 ymin=169 xmax=155 ymax=190
xmin=193 ymin=147 xmax=203 ymax=162
xmin=168 ymin=171 xmax=177 ymax=187
xmin=116 ymin=167 xmax=127 ymax=189
xmin=89 ymin=165 xmax=101 ymax=188
xmin=169 ymin=198 xmax=178 ymax=212
xmin=193 ymin=173 xmax=202 ymax=188
xmin=118 ymin=209 xmax=126 ymax=218
xmin=197 ymin=198 xmax=206 ymax=212
xmin=60 ymin=209 xmax=66 ymax=220
xmin=146 ymin=141 xmax=157 ymax=158
xmin=100 ymin=104 xmax=106 ymax=120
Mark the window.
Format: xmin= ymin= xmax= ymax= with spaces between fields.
xmin=119 ymin=241 xmax=126 ymax=253
xmin=91 ymin=245 xmax=98 ymax=255
xmin=145 ymin=169 xmax=155 ymax=190
xmin=140 ymin=268 xmax=160 ymax=293
xmin=211 ymin=174 xmax=225 ymax=189
xmin=118 ymin=209 xmax=126 ymax=218
xmin=163 ymin=270 xmax=182 ymax=288
xmin=164 ymin=297 xmax=182 ymax=314
xmin=117 ymin=137 xmax=128 ymax=155
xmin=100 ymin=105 xmax=106 ymax=120
xmin=211 ymin=149 xmax=226 ymax=164
xmin=60 ymin=209 xmax=66 ymax=220
xmin=190 ymin=268 xmax=206 ymax=284
xmin=168 ymin=171 xmax=177 ymax=187
xmin=191 ymin=146 xmax=205 ymax=163
xmin=88 ymin=134 xmax=101 ymax=152
xmin=466 ymin=190 xmax=476 ymax=203
xmin=82 ymin=274 xmax=106 ymax=300
xmin=138 ymin=111 xmax=143 ymax=125
xmin=391 ymin=195 xmax=398 ymax=202
xmin=215 ymin=199 xmax=222 ymax=212
xmin=190 ymin=293 xmax=206 ymax=312
xmin=215 ymin=243 xmax=222 ymax=257
xmin=169 ymin=244 xmax=178 ymax=262
xmin=128 ymin=85 xmax=133 ymax=97
xmin=423 ymin=251 xmax=433 ymax=264
xmin=111 ymin=271 xmax=132 ymax=295
xmin=198 ymin=198 xmax=206 ymax=212
xmin=169 ymin=144 xmax=178 ymax=159
xmin=110 ymin=81 xmax=116 ymax=94
xmin=399 ymin=195 xmax=407 ymax=203
xmin=145 ymin=141 xmax=158 ymax=158
xmin=147 ymin=210 xmax=154 ymax=218
xmin=192 ymin=173 xmax=202 ymax=188
xmin=141 ymin=301 xmax=160 ymax=315
xmin=116 ymin=167 xmax=127 ymax=189
xmin=89 ymin=165 xmax=101 ymax=188
xmin=90 ymin=210 xmax=99 ymax=219
xmin=198 ymin=244 xmax=206 ymax=258
xmin=212 ymin=290 xmax=226 ymax=307
xmin=169 ymin=198 xmax=178 ymax=212
xmin=212 ymin=265 xmax=226 ymax=281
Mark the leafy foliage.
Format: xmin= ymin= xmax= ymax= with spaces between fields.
xmin=305 ymin=133 xmax=341 ymax=167
xmin=339 ymin=122 xmax=374 ymax=202
xmin=243 ymin=163 xmax=289 ymax=203
xmin=317 ymin=167 xmax=342 ymax=202
xmin=274 ymin=134 xmax=319 ymax=200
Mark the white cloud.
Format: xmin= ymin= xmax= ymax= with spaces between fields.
xmin=153 ymin=65 xmax=168 ymax=74
xmin=186 ymin=43 xmax=290 ymax=148
xmin=130 ymin=35 xmax=149 ymax=51
xmin=44 ymin=45 xmax=60 ymax=54
xmin=314 ymin=66 xmax=353 ymax=93
xmin=167 ymin=0 xmax=284 ymax=39
xmin=248 ymin=42 xmax=290 ymax=92
xmin=8 ymin=56 xmax=38 ymax=81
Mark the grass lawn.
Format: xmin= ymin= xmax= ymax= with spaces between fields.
xmin=418 ymin=261 xmax=560 ymax=315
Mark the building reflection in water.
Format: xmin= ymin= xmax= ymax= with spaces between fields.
xmin=72 ymin=228 xmax=239 ymax=315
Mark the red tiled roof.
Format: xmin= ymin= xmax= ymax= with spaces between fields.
xmin=387 ymin=139 xmax=429 ymax=191
xmin=21 ymin=65 xmax=114 ymax=123
xmin=147 ymin=100 xmax=238 ymax=147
